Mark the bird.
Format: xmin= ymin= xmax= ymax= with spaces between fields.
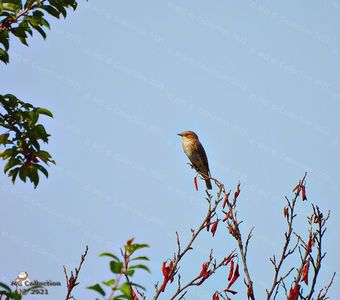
xmin=177 ymin=130 xmax=212 ymax=190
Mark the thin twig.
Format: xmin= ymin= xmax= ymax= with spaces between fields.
xmin=306 ymin=206 xmax=331 ymax=300
xmin=169 ymin=254 xmax=229 ymax=300
xmin=317 ymin=272 xmax=336 ymax=300
xmin=266 ymin=172 xmax=307 ymax=300
xmin=64 ymin=245 xmax=88 ymax=300
xmin=153 ymin=182 xmax=223 ymax=300
xmin=245 ymin=227 xmax=254 ymax=259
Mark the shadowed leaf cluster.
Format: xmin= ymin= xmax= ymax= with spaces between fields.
xmin=0 ymin=94 xmax=54 ymax=187
xmin=0 ymin=0 xmax=78 ymax=63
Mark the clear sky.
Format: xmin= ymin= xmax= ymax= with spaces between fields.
xmin=1 ymin=1 xmax=339 ymax=299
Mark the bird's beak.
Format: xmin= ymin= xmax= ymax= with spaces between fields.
xmin=177 ymin=133 xmax=183 ymax=137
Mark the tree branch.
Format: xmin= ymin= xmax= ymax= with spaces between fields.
xmin=266 ymin=172 xmax=307 ymax=300
xmin=63 ymin=246 xmax=88 ymax=300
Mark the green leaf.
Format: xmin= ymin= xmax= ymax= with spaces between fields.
xmin=49 ymin=0 xmax=67 ymax=17
xmin=32 ymin=25 xmax=46 ymax=39
xmin=24 ymin=0 xmax=36 ymax=9
xmin=0 ymin=133 xmax=9 ymax=145
xmin=125 ymin=269 xmax=135 ymax=276
xmin=4 ymin=0 xmax=22 ymax=8
xmin=0 ymin=282 xmax=11 ymax=291
xmin=87 ymin=284 xmax=106 ymax=296
xmin=19 ymin=167 xmax=28 ymax=182
xmin=35 ymin=124 xmax=49 ymax=142
xmin=0 ymin=48 xmax=9 ymax=64
xmin=0 ymin=31 xmax=9 ymax=50
xmin=11 ymin=27 xmax=29 ymax=46
xmin=37 ymin=107 xmax=53 ymax=118
xmin=31 ymin=139 xmax=40 ymax=151
xmin=40 ymin=5 xmax=60 ymax=18
xmin=36 ymin=164 xmax=48 ymax=178
xmin=8 ymin=166 xmax=20 ymax=176
xmin=113 ymin=296 xmax=130 ymax=300
xmin=36 ymin=150 xmax=51 ymax=163
xmin=110 ymin=261 xmax=123 ymax=274
xmin=118 ymin=283 xmax=132 ymax=297
xmin=99 ymin=252 xmax=120 ymax=261
xmin=102 ymin=279 xmax=115 ymax=287
xmin=32 ymin=9 xmax=43 ymax=18
xmin=27 ymin=16 xmax=38 ymax=26
xmin=132 ymin=256 xmax=150 ymax=262
xmin=0 ymin=148 xmax=14 ymax=159
xmin=4 ymin=158 xmax=21 ymax=173
xmin=40 ymin=17 xmax=50 ymax=29
xmin=113 ymin=295 xmax=130 ymax=300
xmin=125 ymin=243 xmax=149 ymax=255
xmin=128 ymin=264 xmax=151 ymax=273
xmin=2 ymin=2 xmax=21 ymax=12
xmin=31 ymin=110 xmax=39 ymax=124
xmin=27 ymin=165 xmax=39 ymax=188
xmin=9 ymin=167 xmax=21 ymax=184
xmin=71 ymin=1 xmax=77 ymax=10
xmin=6 ymin=291 xmax=22 ymax=300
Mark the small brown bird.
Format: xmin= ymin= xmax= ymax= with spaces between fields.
xmin=178 ymin=130 xmax=212 ymax=190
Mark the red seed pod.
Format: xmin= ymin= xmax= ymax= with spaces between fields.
xmin=223 ymin=210 xmax=231 ymax=222
xmin=194 ymin=176 xmax=198 ymax=191
xmin=160 ymin=260 xmax=174 ymax=292
xmin=283 ymin=207 xmax=289 ymax=218
xmin=301 ymin=261 xmax=310 ymax=285
xmin=132 ymin=289 xmax=139 ymax=300
xmin=301 ymin=184 xmax=307 ymax=201
xmin=234 ymin=183 xmax=241 ymax=200
xmin=211 ymin=219 xmax=219 ymax=237
xmin=306 ymin=233 xmax=314 ymax=253
xmin=227 ymin=263 xmax=240 ymax=289
xmin=224 ymin=289 xmax=238 ymax=295
xmin=227 ymin=260 xmax=234 ymax=281
xmin=288 ymin=283 xmax=300 ymax=300
xmin=196 ymin=263 xmax=211 ymax=286
xmin=212 ymin=291 xmax=220 ymax=300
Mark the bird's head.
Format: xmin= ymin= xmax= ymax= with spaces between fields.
xmin=177 ymin=131 xmax=199 ymax=140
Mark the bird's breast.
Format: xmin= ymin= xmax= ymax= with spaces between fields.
xmin=182 ymin=139 xmax=194 ymax=156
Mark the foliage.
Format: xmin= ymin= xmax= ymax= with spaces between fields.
xmin=0 ymin=94 xmax=54 ymax=187
xmin=0 ymin=281 xmax=42 ymax=299
xmin=1 ymin=0 xmax=80 ymax=187
xmin=0 ymin=282 xmax=22 ymax=300
xmin=0 ymin=0 xmax=78 ymax=64
xmin=88 ymin=238 xmax=150 ymax=300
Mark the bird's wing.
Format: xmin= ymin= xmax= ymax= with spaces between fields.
xmin=196 ymin=141 xmax=211 ymax=176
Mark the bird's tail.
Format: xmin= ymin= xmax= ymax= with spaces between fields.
xmin=205 ymin=178 xmax=212 ymax=190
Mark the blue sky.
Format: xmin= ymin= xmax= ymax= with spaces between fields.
xmin=1 ymin=1 xmax=339 ymax=299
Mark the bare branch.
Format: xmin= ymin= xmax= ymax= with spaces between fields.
xmin=64 ymin=246 xmax=88 ymax=300
xmin=317 ymin=272 xmax=336 ymax=300
xmin=245 ymin=227 xmax=254 ymax=259
xmin=152 ymin=177 xmax=225 ymax=299
xmin=305 ymin=206 xmax=331 ymax=300
xmin=266 ymin=172 xmax=307 ymax=300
